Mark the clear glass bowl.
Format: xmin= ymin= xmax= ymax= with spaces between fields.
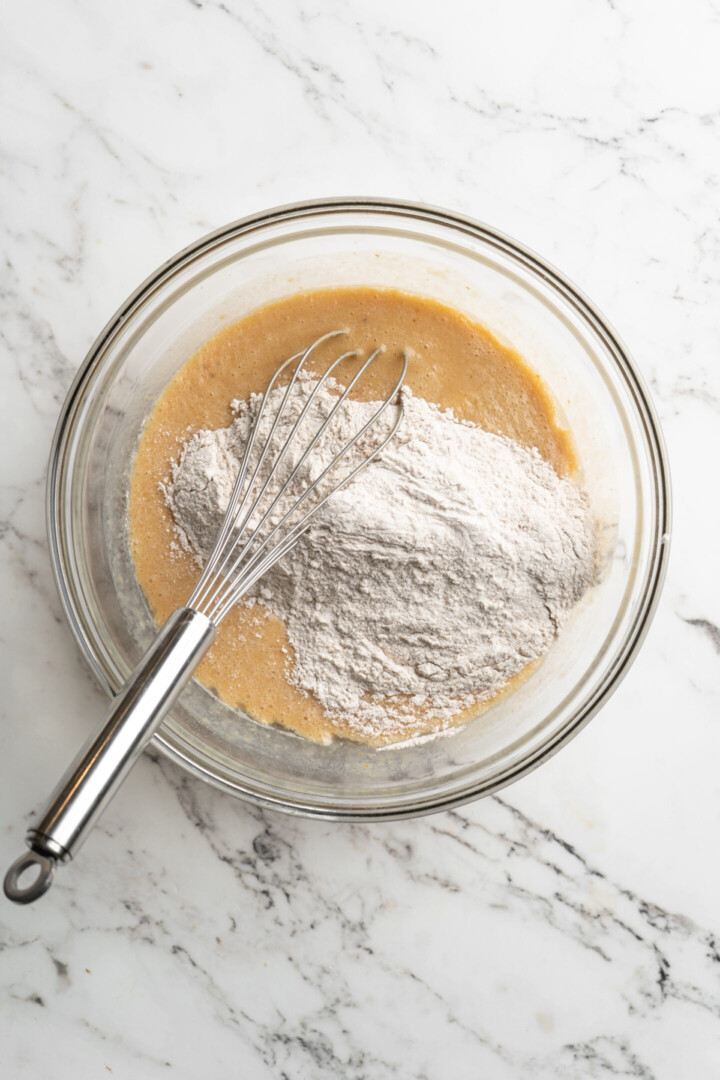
xmin=48 ymin=198 xmax=670 ymax=820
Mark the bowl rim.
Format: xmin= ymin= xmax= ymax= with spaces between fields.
xmin=46 ymin=196 xmax=672 ymax=820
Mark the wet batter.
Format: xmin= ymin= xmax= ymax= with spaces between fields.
xmin=129 ymin=287 xmax=577 ymax=744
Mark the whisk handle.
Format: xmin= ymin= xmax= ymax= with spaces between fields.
xmin=4 ymin=607 xmax=215 ymax=904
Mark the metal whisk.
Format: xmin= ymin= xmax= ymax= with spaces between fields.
xmin=4 ymin=332 xmax=407 ymax=904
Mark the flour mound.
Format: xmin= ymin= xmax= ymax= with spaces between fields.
xmin=164 ymin=378 xmax=596 ymax=740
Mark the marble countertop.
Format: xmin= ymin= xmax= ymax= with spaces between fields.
xmin=2 ymin=1 xmax=719 ymax=1076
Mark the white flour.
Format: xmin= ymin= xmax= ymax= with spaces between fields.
xmin=164 ymin=376 xmax=596 ymax=740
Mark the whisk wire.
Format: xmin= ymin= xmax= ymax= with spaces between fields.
xmin=188 ymin=331 xmax=407 ymax=625
xmin=190 ymin=330 xmax=345 ymax=612
xmin=208 ymin=361 xmax=407 ymax=622
xmin=210 ymin=394 xmax=406 ymax=623
xmin=201 ymin=345 xmax=384 ymax=620
xmin=193 ymin=340 xmax=357 ymax=618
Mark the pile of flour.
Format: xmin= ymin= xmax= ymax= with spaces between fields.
xmin=164 ymin=375 xmax=596 ymax=740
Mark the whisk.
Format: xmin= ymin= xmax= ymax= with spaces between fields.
xmin=4 ymin=331 xmax=407 ymax=904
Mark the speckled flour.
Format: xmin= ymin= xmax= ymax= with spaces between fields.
xmin=164 ymin=376 xmax=596 ymax=740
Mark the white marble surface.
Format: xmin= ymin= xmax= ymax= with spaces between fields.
xmin=1 ymin=1 xmax=719 ymax=1076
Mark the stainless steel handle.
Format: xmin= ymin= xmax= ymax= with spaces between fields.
xmin=4 ymin=607 xmax=216 ymax=904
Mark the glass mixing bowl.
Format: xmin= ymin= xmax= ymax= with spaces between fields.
xmin=48 ymin=198 xmax=670 ymax=820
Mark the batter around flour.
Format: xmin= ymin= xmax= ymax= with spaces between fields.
xmin=129 ymin=287 xmax=593 ymax=745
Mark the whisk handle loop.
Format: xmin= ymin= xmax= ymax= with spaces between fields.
xmin=4 ymin=608 xmax=215 ymax=904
